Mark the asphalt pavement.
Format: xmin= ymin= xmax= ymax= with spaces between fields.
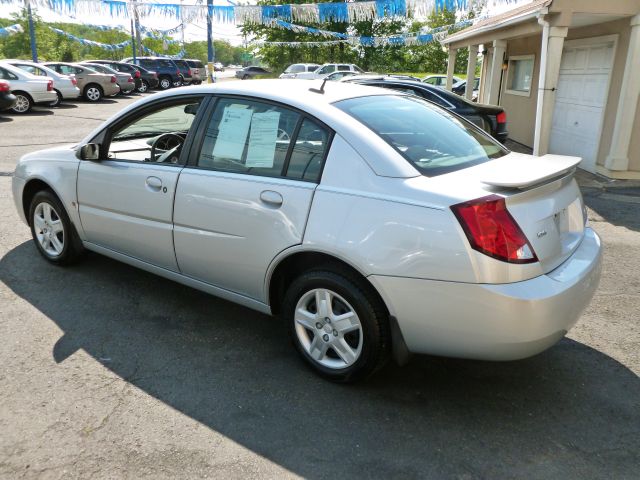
xmin=0 ymin=85 xmax=639 ymax=479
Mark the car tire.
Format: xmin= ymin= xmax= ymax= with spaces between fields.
xmin=159 ymin=76 xmax=172 ymax=90
xmin=242 ymin=74 xmax=249 ymax=80
xmin=29 ymin=190 xmax=84 ymax=266
xmin=84 ymin=84 xmax=103 ymax=102
xmin=173 ymin=77 xmax=183 ymax=88
xmin=11 ymin=92 xmax=33 ymax=113
xmin=283 ymin=269 xmax=390 ymax=383
xmin=137 ymin=80 xmax=149 ymax=93
xmin=49 ymin=90 xmax=62 ymax=107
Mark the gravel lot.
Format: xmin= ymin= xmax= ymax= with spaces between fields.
xmin=0 ymin=88 xmax=639 ymax=479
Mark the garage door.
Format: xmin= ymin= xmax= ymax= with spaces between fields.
xmin=549 ymin=38 xmax=615 ymax=172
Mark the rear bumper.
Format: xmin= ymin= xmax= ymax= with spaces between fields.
xmin=59 ymin=86 xmax=81 ymax=99
xmin=104 ymin=83 xmax=120 ymax=96
xmin=369 ymin=228 xmax=602 ymax=361
xmin=0 ymin=93 xmax=16 ymax=110
xmin=32 ymin=91 xmax=58 ymax=104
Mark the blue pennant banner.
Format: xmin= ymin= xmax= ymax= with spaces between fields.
xmin=49 ymin=26 xmax=131 ymax=50
xmin=0 ymin=23 xmax=24 ymax=37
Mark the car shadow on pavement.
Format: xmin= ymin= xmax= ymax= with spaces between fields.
xmin=1 ymin=242 xmax=639 ymax=479
xmin=55 ymin=103 xmax=79 ymax=110
xmin=0 ymin=116 xmax=13 ymax=123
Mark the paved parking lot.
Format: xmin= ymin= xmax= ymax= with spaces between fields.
xmin=0 ymin=91 xmax=639 ymax=479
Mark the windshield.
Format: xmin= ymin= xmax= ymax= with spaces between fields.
xmin=335 ymin=95 xmax=508 ymax=176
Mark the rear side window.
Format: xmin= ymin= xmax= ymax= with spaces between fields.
xmin=160 ymin=60 xmax=175 ymax=68
xmin=285 ymin=64 xmax=305 ymax=73
xmin=140 ymin=59 xmax=154 ymax=68
xmin=0 ymin=67 xmax=18 ymax=80
xmin=197 ymin=98 xmax=300 ymax=178
xmin=335 ymin=95 xmax=508 ymax=177
xmin=285 ymin=119 xmax=330 ymax=183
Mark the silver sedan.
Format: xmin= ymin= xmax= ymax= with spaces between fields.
xmin=11 ymin=80 xmax=602 ymax=382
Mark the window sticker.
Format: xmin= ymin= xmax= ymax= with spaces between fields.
xmin=212 ymin=106 xmax=253 ymax=160
xmin=246 ymin=111 xmax=281 ymax=168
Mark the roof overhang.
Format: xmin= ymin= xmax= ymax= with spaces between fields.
xmin=443 ymin=0 xmax=552 ymax=45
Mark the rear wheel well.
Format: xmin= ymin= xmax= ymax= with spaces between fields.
xmin=268 ymin=251 xmax=388 ymax=317
xmin=22 ymin=179 xmax=54 ymax=226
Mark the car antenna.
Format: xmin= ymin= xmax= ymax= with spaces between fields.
xmin=309 ymin=77 xmax=328 ymax=94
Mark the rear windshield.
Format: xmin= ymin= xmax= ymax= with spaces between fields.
xmin=335 ymin=95 xmax=508 ymax=176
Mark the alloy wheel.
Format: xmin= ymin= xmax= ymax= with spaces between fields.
xmin=160 ymin=78 xmax=171 ymax=89
xmin=86 ymin=86 xmax=101 ymax=101
xmin=12 ymin=94 xmax=31 ymax=113
xmin=33 ymin=202 xmax=65 ymax=257
xmin=137 ymin=81 xmax=148 ymax=93
xmin=294 ymin=288 xmax=363 ymax=369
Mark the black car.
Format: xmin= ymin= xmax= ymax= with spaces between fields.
xmin=88 ymin=60 xmax=143 ymax=91
xmin=343 ymin=75 xmax=508 ymax=143
xmin=235 ymin=66 xmax=270 ymax=80
xmin=133 ymin=64 xmax=160 ymax=93
xmin=452 ymin=77 xmax=480 ymax=98
xmin=0 ymin=80 xmax=17 ymax=111
xmin=122 ymin=57 xmax=182 ymax=90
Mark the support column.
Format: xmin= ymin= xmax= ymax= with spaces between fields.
xmin=465 ymin=44 xmax=479 ymax=100
xmin=487 ymin=39 xmax=507 ymax=105
xmin=605 ymin=14 xmax=640 ymax=171
xmin=534 ymin=26 xmax=568 ymax=156
xmin=446 ymin=48 xmax=457 ymax=91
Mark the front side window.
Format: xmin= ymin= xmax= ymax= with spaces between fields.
xmin=506 ymin=55 xmax=534 ymax=96
xmin=197 ymin=98 xmax=300 ymax=178
xmin=106 ymin=98 xmax=203 ymax=163
xmin=335 ymin=95 xmax=508 ymax=177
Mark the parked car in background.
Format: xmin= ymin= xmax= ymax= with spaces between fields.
xmin=343 ymin=75 xmax=508 ymax=143
xmin=0 ymin=62 xmax=56 ymax=113
xmin=133 ymin=64 xmax=160 ymax=92
xmin=324 ymin=71 xmax=358 ymax=82
xmin=0 ymin=80 xmax=17 ymax=111
xmin=3 ymin=60 xmax=80 ymax=107
xmin=80 ymin=62 xmax=135 ymax=95
xmin=423 ymin=74 xmax=463 ymax=87
xmin=172 ymin=59 xmax=193 ymax=86
xmin=295 ymin=63 xmax=364 ymax=80
xmin=12 ymin=80 xmax=601 ymax=382
xmin=86 ymin=60 xmax=143 ymax=91
xmin=279 ymin=63 xmax=321 ymax=79
xmin=185 ymin=59 xmax=204 ymax=84
xmin=122 ymin=57 xmax=182 ymax=90
xmin=235 ymin=66 xmax=271 ymax=80
xmin=43 ymin=62 xmax=120 ymax=101
xmin=213 ymin=62 xmax=224 ymax=72
xmin=452 ymin=77 xmax=480 ymax=101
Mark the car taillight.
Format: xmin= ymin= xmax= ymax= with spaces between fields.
xmin=0 ymin=81 xmax=9 ymax=92
xmin=451 ymin=195 xmax=537 ymax=264
xmin=128 ymin=76 xmax=134 ymax=83
xmin=47 ymin=80 xmax=53 ymax=91
xmin=176 ymin=69 xmax=180 ymax=76
xmin=152 ymin=72 xmax=157 ymax=78
xmin=71 ymin=77 xmax=77 ymax=86
xmin=134 ymin=70 xmax=140 ymax=78
xmin=110 ymin=75 xmax=117 ymax=83
xmin=496 ymin=111 xmax=507 ymax=124
xmin=188 ymin=68 xmax=192 ymax=76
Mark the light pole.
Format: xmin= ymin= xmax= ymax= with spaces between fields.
xmin=26 ymin=0 xmax=37 ymax=62
xmin=207 ymin=0 xmax=215 ymax=82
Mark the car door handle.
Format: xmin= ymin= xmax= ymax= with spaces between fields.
xmin=260 ymin=190 xmax=283 ymax=207
xmin=145 ymin=176 xmax=162 ymax=191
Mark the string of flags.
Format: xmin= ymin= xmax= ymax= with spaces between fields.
xmin=49 ymin=26 xmax=132 ymax=50
xmin=0 ymin=0 xmax=491 ymax=24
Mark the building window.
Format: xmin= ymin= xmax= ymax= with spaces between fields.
xmin=506 ymin=55 xmax=535 ymax=97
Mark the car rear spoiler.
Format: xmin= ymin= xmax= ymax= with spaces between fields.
xmin=479 ymin=153 xmax=582 ymax=189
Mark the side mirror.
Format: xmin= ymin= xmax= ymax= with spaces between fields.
xmin=78 ymin=143 xmax=100 ymax=161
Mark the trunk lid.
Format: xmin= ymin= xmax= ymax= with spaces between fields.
xmin=470 ymin=153 xmax=585 ymax=274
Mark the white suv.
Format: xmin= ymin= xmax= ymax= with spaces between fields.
xmin=295 ymin=63 xmax=363 ymax=80
xmin=279 ymin=63 xmax=321 ymax=79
